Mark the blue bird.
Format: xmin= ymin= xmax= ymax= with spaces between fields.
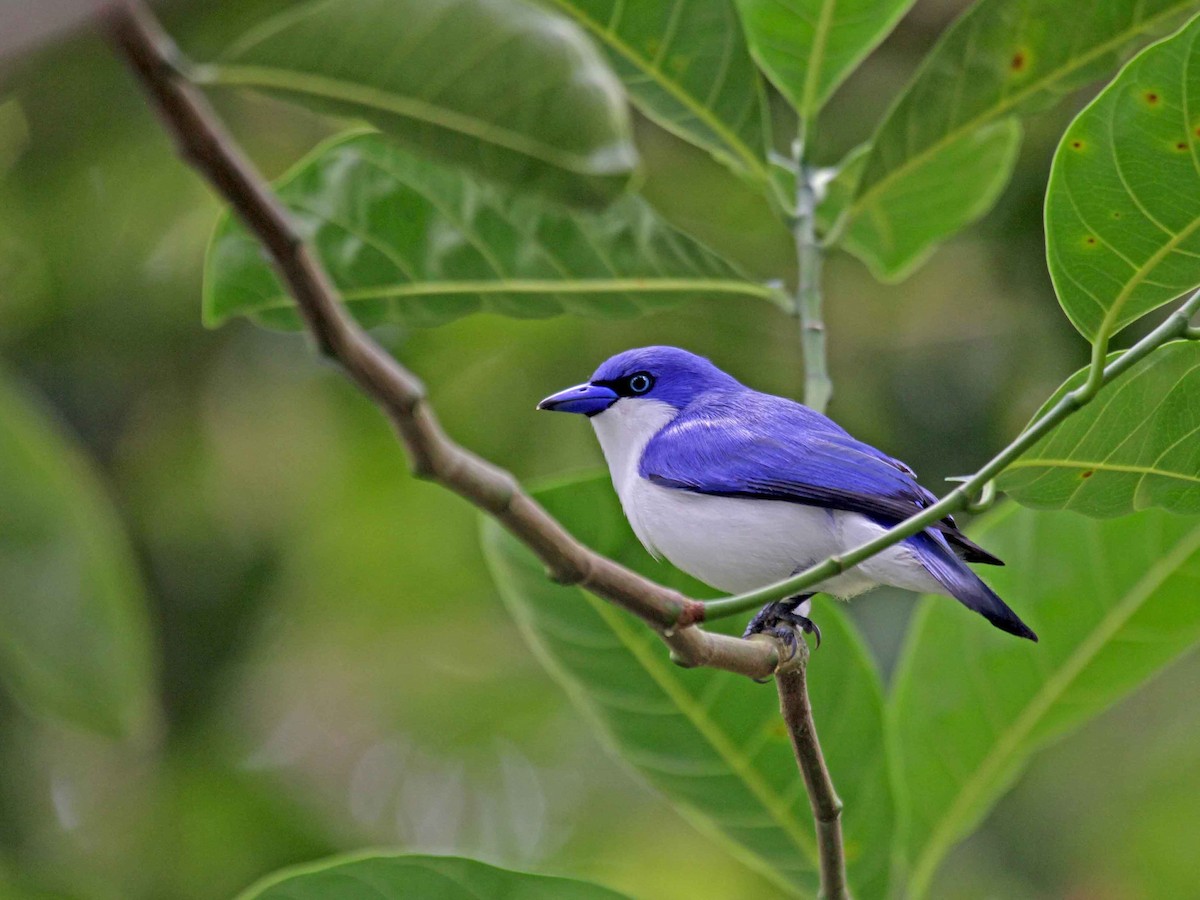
xmin=538 ymin=346 xmax=1036 ymax=647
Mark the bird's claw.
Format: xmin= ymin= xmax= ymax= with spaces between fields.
xmin=743 ymin=598 xmax=821 ymax=654
xmin=774 ymin=609 xmax=822 ymax=649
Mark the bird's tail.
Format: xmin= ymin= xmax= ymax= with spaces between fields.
xmin=910 ymin=531 xmax=1038 ymax=642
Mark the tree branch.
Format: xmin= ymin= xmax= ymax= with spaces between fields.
xmin=776 ymin=641 xmax=847 ymax=900
xmin=100 ymin=0 xmax=783 ymax=681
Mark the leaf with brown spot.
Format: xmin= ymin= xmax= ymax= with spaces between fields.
xmin=836 ymin=0 xmax=1196 ymax=281
xmin=1046 ymin=13 xmax=1200 ymax=342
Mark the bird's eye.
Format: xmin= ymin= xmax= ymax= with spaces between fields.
xmin=628 ymin=373 xmax=653 ymax=394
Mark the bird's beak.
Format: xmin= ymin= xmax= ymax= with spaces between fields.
xmin=537 ymin=382 xmax=619 ymax=416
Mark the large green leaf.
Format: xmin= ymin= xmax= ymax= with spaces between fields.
xmin=733 ymin=0 xmax=916 ymax=121
xmin=202 ymin=0 xmax=636 ymax=206
xmin=890 ymin=502 xmax=1200 ymax=897
xmin=999 ymin=341 xmax=1200 ymax=517
xmin=204 ymin=131 xmax=781 ymax=328
xmin=542 ymin=0 xmax=770 ymax=181
xmin=842 ymin=119 xmax=1021 ymax=280
xmin=238 ymin=853 xmax=630 ymax=899
xmin=1046 ymin=14 xmax=1200 ymax=343
xmin=0 ymin=373 xmax=155 ymax=738
xmin=837 ymin=0 xmax=1195 ymax=281
xmin=481 ymin=473 xmax=895 ymax=899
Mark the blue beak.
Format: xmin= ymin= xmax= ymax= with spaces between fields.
xmin=537 ymin=382 xmax=619 ymax=416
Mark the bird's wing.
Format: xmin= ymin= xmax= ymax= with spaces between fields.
xmin=639 ymin=391 xmax=1002 ymax=565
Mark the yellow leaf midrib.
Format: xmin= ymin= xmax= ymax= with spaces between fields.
xmin=544 ymin=0 xmax=768 ymax=181
xmin=204 ymin=64 xmax=620 ymax=176
xmin=1004 ymin=458 xmax=1200 ymax=486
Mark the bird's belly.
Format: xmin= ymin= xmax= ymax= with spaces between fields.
xmin=620 ymin=480 xmax=941 ymax=598
xmin=621 ymin=482 xmax=853 ymax=595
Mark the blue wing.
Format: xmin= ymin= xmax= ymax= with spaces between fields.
xmin=639 ymin=390 xmax=1002 ymax=565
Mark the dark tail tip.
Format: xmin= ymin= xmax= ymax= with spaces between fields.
xmin=910 ymin=531 xmax=1037 ymax=642
xmin=945 ymin=559 xmax=1038 ymax=641
xmin=984 ymin=609 xmax=1038 ymax=642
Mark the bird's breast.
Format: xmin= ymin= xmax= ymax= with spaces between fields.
xmin=589 ymin=398 xmax=679 ymax=543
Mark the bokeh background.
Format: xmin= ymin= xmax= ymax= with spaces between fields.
xmin=0 ymin=1 xmax=1197 ymax=898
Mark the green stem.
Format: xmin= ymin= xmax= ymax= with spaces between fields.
xmin=794 ymin=146 xmax=831 ymax=414
xmin=781 ymin=130 xmax=850 ymax=900
xmin=703 ymin=286 xmax=1200 ymax=622
xmin=775 ymin=648 xmax=849 ymax=900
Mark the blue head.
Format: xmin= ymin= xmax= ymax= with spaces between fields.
xmin=538 ymin=346 xmax=740 ymax=416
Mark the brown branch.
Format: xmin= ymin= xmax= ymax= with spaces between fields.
xmin=100 ymin=0 xmax=779 ymax=678
xmin=102 ymin=2 xmax=848 ymax=892
xmin=777 ymin=644 xmax=849 ymax=899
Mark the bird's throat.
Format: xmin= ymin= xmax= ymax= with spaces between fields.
xmin=590 ymin=398 xmax=677 ymax=553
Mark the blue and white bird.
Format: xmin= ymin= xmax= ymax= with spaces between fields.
xmin=538 ymin=346 xmax=1036 ymax=646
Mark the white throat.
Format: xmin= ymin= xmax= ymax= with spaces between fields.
xmin=589 ymin=398 xmax=677 ymax=552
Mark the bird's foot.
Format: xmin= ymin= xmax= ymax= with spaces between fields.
xmin=742 ymin=597 xmax=821 ymax=655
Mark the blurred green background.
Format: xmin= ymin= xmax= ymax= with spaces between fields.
xmin=0 ymin=1 xmax=1196 ymax=898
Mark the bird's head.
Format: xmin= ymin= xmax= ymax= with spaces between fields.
xmin=537 ymin=346 xmax=739 ymax=417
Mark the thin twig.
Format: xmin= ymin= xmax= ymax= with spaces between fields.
xmin=776 ymin=643 xmax=848 ymax=900
xmin=100 ymin=0 xmax=782 ymax=682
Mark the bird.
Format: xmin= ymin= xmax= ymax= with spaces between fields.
xmin=537 ymin=346 xmax=1036 ymax=648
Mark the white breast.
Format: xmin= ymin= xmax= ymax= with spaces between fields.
xmin=590 ymin=399 xmax=944 ymax=600
xmin=590 ymin=398 xmax=678 ymax=554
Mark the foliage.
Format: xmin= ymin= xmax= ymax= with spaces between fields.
xmin=0 ymin=370 xmax=156 ymax=738
xmin=482 ymin=475 xmax=892 ymax=899
xmin=734 ymin=0 xmax=917 ymax=125
xmin=202 ymin=0 xmax=638 ymax=205
xmin=4 ymin=0 xmax=1200 ymax=898
xmin=205 ymin=130 xmax=783 ymax=328
xmin=890 ymin=502 xmax=1200 ymax=896
xmin=237 ymin=853 xmax=630 ymax=900
xmin=543 ymin=0 xmax=771 ymax=181
xmin=1001 ymin=342 xmax=1200 ymax=515
xmin=833 ymin=0 xmax=1197 ymax=280
xmin=1045 ymin=14 xmax=1200 ymax=342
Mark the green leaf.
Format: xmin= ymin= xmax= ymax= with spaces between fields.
xmin=237 ymin=853 xmax=630 ymax=899
xmin=733 ymin=0 xmax=916 ymax=120
xmin=838 ymin=0 xmax=1196 ymax=280
xmin=204 ymin=131 xmax=781 ymax=329
xmin=890 ymin=502 xmax=1200 ymax=897
xmin=543 ymin=0 xmax=770 ymax=181
xmin=203 ymin=0 xmax=637 ymax=206
xmin=481 ymin=473 xmax=895 ymax=899
xmin=842 ymin=119 xmax=1022 ymax=281
xmin=999 ymin=341 xmax=1200 ymax=517
xmin=0 ymin=373 xmax=155 ymax=738
xmin=1046 ymin=13 xmax=1200 ymax=343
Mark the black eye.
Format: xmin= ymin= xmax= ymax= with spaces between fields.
xmin=628 ymin=372 xmax=653 ymax=395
